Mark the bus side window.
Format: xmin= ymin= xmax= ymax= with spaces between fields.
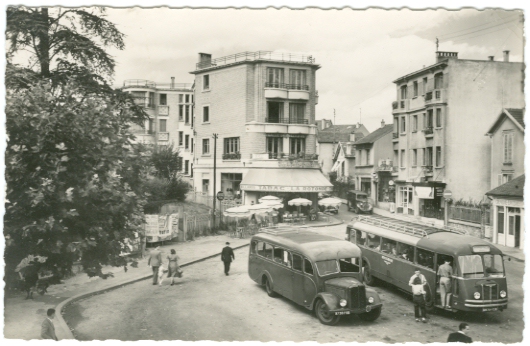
xmin=304 ymin=258 xmax=314 ymax=276
xmin=417 ymin=248 xmax=435 ymax=270
xmin=250 ymin=241 xmax=257 ymax=254
xmin=367 ymin=233 xmax=381 ymax=250
xmin=381 ymin=238 xmax=397 ymax=255
xmin=263 ymin=243 xmax=273 ymax=259
xmin=397 ymin=242 xmax=413 ymax=262
xmin=256 ymin=241 xmax=265 ymax=257
xmin=292 ymin=254 xmax=303 ymax=271
xmin=356 ymin=230 xmax=366 ymax=246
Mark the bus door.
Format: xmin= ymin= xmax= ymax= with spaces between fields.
xmin=435 ymin=253 xmax=456 ymax=307
xmin=416 ymin=247 xmax=437 ymax=299
xmin=291 ymin=254 xmax=316 ymax=307
xmin=271 ymin=247 xmax=293 ymax=300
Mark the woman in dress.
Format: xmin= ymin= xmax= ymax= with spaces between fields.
xmin=167 ymin=249 xmax=181 ymax=286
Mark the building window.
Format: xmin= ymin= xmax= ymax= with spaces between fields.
xmin=393 ymin=150 xmax=399 ymax=166
xmin=203 ymin=75 xmax=210 ymax=90
xmin=497 ymin=207 xmax=505 ymax=235
xmin=179 ymin=94 xmax=183 ymax=103
xmin=426 ymin=110 xmax=434 ymax=128
xmin=498 ymin=174 xmax=513 ymax=187
xmin=178 ymin=131 xmax=183 ymax=146
xmin=184 ymin=160 xmax=189 ymax=174
xmin=202 ymin=138 xmax=210 ymax=155
xmin=425 ymin=147 xmax=433 ymax=166
xmin=413 ymin=81 xmax=418 ymax=97
xmin=267 ymin=67 xmax=284 ymax=87
xmin=289 ymin=69 xmax=306 ymax=89
xmin=436 ymin=108 xmax=442 ymax=127
xmin=267 ymin=137 xmax=283 ymax=157
xmin=185 ymin=105 xmax=190 ymax=123
xmin=434 ymin=73 xmax=444 ymax=89
xmin=422 ymin=77 xmax=428 ymax=94
xmin=148 ymin=92 xmax=155 ymax=108
xmin=290 ymin=137 xmax=305 ymax=154
xmin=185 ymin=135 xmax=189 ymax=149
xmin=412 ymin=115 xmax=418 ymax=132
xmin=435 ymin=146 xmax=442 ymax=167
xmin=366 ymin=149 xmax=371 ymax=165
xmin=159 ymin=119 xmax=167 ymax=133
xmin=221 ymin=173 xmax=243 ymax=196
xmin=191 ymin=138 xmax=194 ymax=153
xmin=289 ymin=103 xmax=305 ymax=124
xmin=179 ymin=105 xmax=184 ymax=121
xmin=412 ymin=149 xmax=417 ymax=166
xmin=159 ymin=94 xmax=167 ymax=106
xmin=224 ymin=137 xmax=240 ymax=154
xmin=400 ymin=85 xmax=408 ymax=99
xmin=401 ymin=117 xmax=406 ymax=133
xmin=400 ymin=150 xmax=405 ymax=167
xmin=185 ymin=94 xmax=190 ymax=103
xmin=267 ymin=102 xmax=283 ymax=123
xmin=203 ymin=106 xmax=210 ymax=123
xmin=503 ymin=131 xmax=514 ymax=163
xmin=190 ymin=163 xmax=193 ymax=177
xmin=148 ymin=119 xmax=155 ymax=134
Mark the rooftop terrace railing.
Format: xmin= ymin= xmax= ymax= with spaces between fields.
xmin=123 ymin=79 xmax=193 ymax=90
xmin=196 ymin=51 xmax=316 ymax=70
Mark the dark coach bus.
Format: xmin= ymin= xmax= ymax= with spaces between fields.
xmin=346 ymin=215 xmax=508 ymax=313
xmin=249 ymin=227 xmax=383 ymax=325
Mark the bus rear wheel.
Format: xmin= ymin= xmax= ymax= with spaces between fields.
xmin=363 ymin=262 xmax=377 ymax=286
xmin=358 ymin=307 xmax=381 ymax=322
xmin=315 ymin=300 xmax=341 ymax=326
xmin=264 ymin=277 xmax=277 ymax=298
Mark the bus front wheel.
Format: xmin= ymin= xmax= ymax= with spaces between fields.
xmin=363 ymin=262 xmax=377 ymax=286
xmin=315 ymin=300 xmax=341 ymax=326
xmin=264 ymin=277 xmax=277 ymax=298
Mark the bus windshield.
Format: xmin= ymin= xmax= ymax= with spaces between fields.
xmin=458 ymin=254 xmax=505 ymax=278
xmin=316 ymin=258 xmax=361 ymax=276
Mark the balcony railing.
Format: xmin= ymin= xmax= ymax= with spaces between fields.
xmin=265 ymin=82 xmax=310 ymax=90
xmin=425 ymin=91 xmax=433 ymax=101
xmin=222 ymin=153 xmax=241 ymax=160
xmin=392 ymin=101 xmax=398 ymax=110
xmin=423 ymin=165 xmax=433 ymax=173
xmin=392 ymin=132 xmax=399 ymax=139
xmin=196 ymin=51 xmax=317 ymax=70
xmin=423 ymin=126 xmax=433 ymax=135
xmin=378 ymin=162 xmax=395 ymax=172
xmin=265 ymin=117 xmax=309 ymax=125
xmin=123 ymin=79 xmax=156 ymax=88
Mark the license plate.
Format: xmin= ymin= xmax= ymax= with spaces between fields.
xmin=483 ymin=307 xmax=499 ymax=312
xmin=335 ymin=311 xmax=350 ymax=315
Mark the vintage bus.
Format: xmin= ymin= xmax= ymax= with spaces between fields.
xmin=346 ymin=215 xmax=508 ymax=313
xmin=249 ymin=227 xmax=383 ymax=325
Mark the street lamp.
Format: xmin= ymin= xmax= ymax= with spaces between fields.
xmin=212 ymin=133 xmax=218 ymax=229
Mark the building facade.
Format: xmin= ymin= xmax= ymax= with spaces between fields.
xmin=390 ymin=51 xmax=524 ymax=222
xmin=123 ymin=79 xmax=195 ymax=184
xmin=190 ymin=51 xmax=332 ymax=207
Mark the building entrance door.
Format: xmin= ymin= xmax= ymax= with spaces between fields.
xmin=507 ymin=208 xmax=521 ymax=248
xmin=399 ymin=186 xmax=413 ymax=215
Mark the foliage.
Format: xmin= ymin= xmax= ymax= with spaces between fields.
xmin=150 ymin=143 xmax=182 ymax=180
xmin=328 ymin=173 xmax=354 ymax=199
xmin=453 ymin=198 xmax=482 ymax=209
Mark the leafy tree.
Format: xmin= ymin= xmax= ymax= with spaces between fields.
xmin=148 ymin=144 xmax=190 ymax=202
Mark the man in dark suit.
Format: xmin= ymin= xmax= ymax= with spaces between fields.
xmin=221 ymin=242 xmax=235 ymax=276
xmin=147 ymin=246 xmax=162 ymax=285
xmin=448 ymin=323 xmax=472 ymax=343
xmin=41 ymin=308 xmax=58 ymax=340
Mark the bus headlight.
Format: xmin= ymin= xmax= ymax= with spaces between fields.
xmin=339 ymin=299 xmax=347 ymax=307
xmin=500 ymin=290 xmax=507 ymax=298
xmin=368 ymin=297 xmax=375 ymax=304
xmin=474 ymin=292 xmax=481 ymax=299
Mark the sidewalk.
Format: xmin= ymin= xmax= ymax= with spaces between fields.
xmin=4 ymin=215 xmax=344 ymax=341
xmin=4 ymin=234 xmax=249 ymax=340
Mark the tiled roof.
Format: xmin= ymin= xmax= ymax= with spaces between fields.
xmin=353 ymin=124 xmax=394 ymax=145
xmin=486 ymin=174 xmax=524 ymax=198
xmin=317 ymin=124 xmax=367 ymax=143
xmin=505 ymin=108 xmax=525 ymax=129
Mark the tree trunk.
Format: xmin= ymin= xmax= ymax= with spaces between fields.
xmin=37 ymin=8 xmax=50 ymax=77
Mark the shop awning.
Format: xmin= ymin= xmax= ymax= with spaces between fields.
xmin=415 ymin=186 xmax=434 ymax=199
xmin=240 ymin=169 xmax=333 ymax=192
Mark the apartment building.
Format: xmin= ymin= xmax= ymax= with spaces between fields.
xmin=190 ymin=51 xmax=332 ymax=206
xmin=123 ymin=79 xmax=194 ymax=183
xmin=391 ymin=50 xmax=524 ymax=222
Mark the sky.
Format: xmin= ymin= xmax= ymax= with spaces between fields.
xmin=96 ymin=6 xmax=525 ymax=132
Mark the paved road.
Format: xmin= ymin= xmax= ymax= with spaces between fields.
xmin=65 ymin=239 xmax=524 ymax=342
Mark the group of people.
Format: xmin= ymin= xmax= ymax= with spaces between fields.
xmin=147 ymin=247 xmax=183 ymax=286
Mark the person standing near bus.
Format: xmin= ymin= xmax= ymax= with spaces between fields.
xmin=409 ymin=268 xmax=427 ymax=322
xmin=438 ymin=259 xmax=453 ymax=309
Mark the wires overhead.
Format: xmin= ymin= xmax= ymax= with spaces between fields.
xmin=438 ymin=14 xmax=522 ymax=43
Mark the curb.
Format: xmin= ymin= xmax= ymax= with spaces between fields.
xmin=55 ymin=243 xmax=250 ymax=340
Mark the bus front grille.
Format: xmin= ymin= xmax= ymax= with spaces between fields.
xmin=482 ymin=283 xmax=498 ymax=300
xmin=350 ymin=286 xmax=367 ymax=309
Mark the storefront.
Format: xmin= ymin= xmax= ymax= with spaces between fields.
xmin=394 ymin=181 xmax=445 ymax=218
xmin=240 ymin=168 xmax=333 ymax=211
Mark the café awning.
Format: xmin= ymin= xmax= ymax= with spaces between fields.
xmin=240 ymin=169 xmax=333 ymax=192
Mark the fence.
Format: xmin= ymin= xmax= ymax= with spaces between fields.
xmin=187 ymin=192 xmax=215 ymax=208
xmin=449 ymin=206 xmax=482 ymax=224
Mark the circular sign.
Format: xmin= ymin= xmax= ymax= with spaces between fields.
xmin=443 ymin=190 xmax=452 ymax=198
xmin=388 ymin=180 xmax=395 ymax=186
xmin=216 ymin=191 xmax=225 ymax=201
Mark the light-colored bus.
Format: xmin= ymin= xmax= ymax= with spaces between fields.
xmin=249 ymin=227 xmax=382 ymax=325
xmin=346 ymin=215 xmax=508 ymax=313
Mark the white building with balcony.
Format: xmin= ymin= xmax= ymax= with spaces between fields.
xmin=190 ymin=51 xmax=332 ymax=207
xmin=123 ymin=78 xmax=195 ymax=183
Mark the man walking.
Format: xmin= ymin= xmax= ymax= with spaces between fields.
xmin=41 ymin=308 xmax=58 ymax=340
xmin=448 ymin=323 xmax=473 ymax=343
xmin=221 ymin=242 xmax=235 ymax=276
xmin=438 ymin=258 xmax=453 ymax=309
xmin=409 ymin=268 xmax=428 ymax=323
xmin=148 ymin=246 xmax=162 ymax=285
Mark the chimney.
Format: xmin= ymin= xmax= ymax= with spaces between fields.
xmin=171 ymin=77 xmax=175 ymax=89
xmin=381 ymin=119 xmax=385 ymax=128
xmin=503 ymin=50 xmax=510 ymax=62
xmin=488 ymin=56 xmax=494 ymax=61
xmin=436 ymin=51 xmax=458 ymax=63
xmin=198 ymin=53 xmax=212 ymax=68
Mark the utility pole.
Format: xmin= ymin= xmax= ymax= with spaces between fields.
xmin=212 ymin=133 xmax=218 ymax=229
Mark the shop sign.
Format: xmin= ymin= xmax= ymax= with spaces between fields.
xmin=216 ymin=191 xmax=225 ymax=201
xmin=435 ymin=187 xmax=444 ymax=197
xmin=278 ymin=160 xmax=320 ymax=168
xmin=240 ymin=184 xmax=333 ymax=192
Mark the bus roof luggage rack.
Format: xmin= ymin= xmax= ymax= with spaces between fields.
xmin=258 ymin=226 xmax=307 ymax=235
xmin=354 ymin=215 xmax=467 ymax=237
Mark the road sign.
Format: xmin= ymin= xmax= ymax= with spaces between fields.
xmin=216 ymin=191 xmax=225 ymax=201
xmin=443 ymin=190 xmax=452 ymax=199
